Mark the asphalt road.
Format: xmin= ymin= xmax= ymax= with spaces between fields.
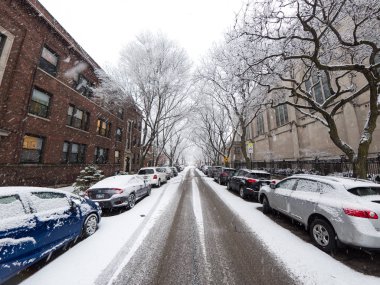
xmin=110 ymin=169 xmax=296 ymax=285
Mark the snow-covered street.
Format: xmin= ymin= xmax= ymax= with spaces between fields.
xmin=3 ymin=167 xmax=380 ymax=285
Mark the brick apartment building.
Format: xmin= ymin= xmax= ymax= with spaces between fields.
xmin=0 ymin=0 xmax=142 ymax=186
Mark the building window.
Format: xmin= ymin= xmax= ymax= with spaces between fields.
xmin=39 ymin=46 xmax=58 ymax=76
xmin=94 ymin=147 xmax=108 ymax=164
xmin=62 ymin=142 xmax=86 ymax=163
xmin=67 ymin=105 xmax=89 ymax=131
xmin=0 ymin=33 xmax=6 ymax=58
xmin=275 ymin=105 xmax=289 ymax=127
xmin=96 ymin=119 xmax=111 ymax=137
xmin=256 ymin=113 xmax=265 ymax=136
xmin=21 ymin=135 xmax=44 ymax=163
xmin=29 ymin=88 xmax=51 ymax=118
xmin=305 ymin=71 xmax=331 ymax=104
xmin=75 ymin=74 xmax=93 ymax=97
xmin=115 ymin=150 xmax=120 ymax=164
xmin=116 ymin=128 xmax=122 ymax=142
xmin=117 ymin=107 xmax=124 ymax=120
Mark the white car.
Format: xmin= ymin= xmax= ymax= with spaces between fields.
xmin=137 ymin=167 xmax=167 ymax=187
xmin=86 ymin=175 xmax=151 ymax=210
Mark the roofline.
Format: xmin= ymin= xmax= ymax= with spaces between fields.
xmin=25 ymin=0 xmax=101 ymax=71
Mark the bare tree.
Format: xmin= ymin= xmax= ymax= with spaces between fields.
xmin=196 ymin=40 xmax=266 ymax=165
xmin=95 ymin=32 xmax=192 ymax=168
xmin=232 ymin=0 xmax=380 ymax=178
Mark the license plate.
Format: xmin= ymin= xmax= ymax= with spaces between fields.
xmin=144 ymin=176 xmax=148 ymax=179
xmin=96 ymin=194 xmax=105 ymax=199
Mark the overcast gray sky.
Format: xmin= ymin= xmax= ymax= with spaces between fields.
xmin=38 ymin=0 xmax=245 ymax=68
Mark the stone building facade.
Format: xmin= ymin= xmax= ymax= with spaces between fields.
xmin=0 ymin=0 xmax=141 ymax=186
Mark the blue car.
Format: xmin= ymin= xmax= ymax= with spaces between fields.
xmin=0 ymin=187 xmax=102 ymax=283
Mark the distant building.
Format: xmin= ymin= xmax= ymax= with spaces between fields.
xmin=0 ymin=0 xmax=141 ymax=186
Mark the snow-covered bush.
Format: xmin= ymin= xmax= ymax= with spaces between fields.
xmin=73 ymin=165 xmax=105 ymax=195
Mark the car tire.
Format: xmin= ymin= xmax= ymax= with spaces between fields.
xmin=262 ymin=196 xmax=271 ymax=214
xmin=147 ymin=187 xmax=151 ymax=196
xmin=310 ymin=218 xmax=336 ymax=253
xmin=157 ymin=179 xmax=161 ymax=188
xmin=82 ymin=213 xmax=98 ymax=238
xmin=239 ymin=186 xmax=246 ymax=199
xmin=227 ymin=181 xmax=231 ymax=190
xmin=218 ymin=178 xmax=222 ymax=185
xmin=128 ymin=193 xmax=136 ymax=209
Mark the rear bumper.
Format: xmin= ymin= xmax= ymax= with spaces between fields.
xmin=92 ymin=197 xmax=128 ymax=209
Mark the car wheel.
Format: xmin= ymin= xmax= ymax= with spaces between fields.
xmin=218 ymin=178 xmax=222 ymax=185
xmin=227 ymin=181 xmax=231 ymax=190
xmin=147 ymin=187 xmax=151 ymax=196
xmin=239 ymin=186 xmax=246 ymax=199
xmin=82 ymin=213 xmax=98 ymax=238
xmin=128 ymin=193 xmax=136 ymax=209
xmin=310 ymin=218 xmax=336 ymax=252
xmin=262 ymin=196 xmax=271 ymax=214
xmin=157 ymin=179 xmax=161 ymax=187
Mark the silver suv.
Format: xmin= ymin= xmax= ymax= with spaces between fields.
xmin=259 ymin=175 xmax=380 ymax=252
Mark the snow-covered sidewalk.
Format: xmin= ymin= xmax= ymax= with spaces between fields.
xmin=21 ymin=171 xmax=186 ymax=285
xmin=197 ymin=169 xmax=380 ymax=285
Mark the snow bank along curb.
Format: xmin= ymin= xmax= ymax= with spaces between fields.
xmin=197 ymin=169 xmax=380 ymax=285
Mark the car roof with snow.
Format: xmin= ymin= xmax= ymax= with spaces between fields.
xmin=290 ymin=174 xmax=379 ymax=189
xmin=240 ymin=169 xmax=270 ymax=175
xmin=0 ymin=186 xmax=71 ymax=196
xmin=89 ymin=175 xmax=137 ymax=189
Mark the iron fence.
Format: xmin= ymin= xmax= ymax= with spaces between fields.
xmin=232 ymin=157 xmax=380 ymax=180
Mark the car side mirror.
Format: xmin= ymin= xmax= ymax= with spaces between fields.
xmin=270 ymin=183 xmax=276 ymax=189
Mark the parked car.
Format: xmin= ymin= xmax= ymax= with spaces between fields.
xmin=212 ymin=166 xmax=223 ymax=181
xmin=156 ymin=167 xmax=172 ymax=181
xmin=87 ymin=175 xmax=151 ymax=210
xmin=0 ymin=187 xmax=101 ymax=283
xmin=259 ymin=175 xmax=380 ymax=252
xmin=227 ymin=169 xmax=272 ymax=200
xmin=171 ymin=167 xmax=178 ymax=177
xmin=216 ymin=167 xmax=236 ymax=185
xmin=137 ymin=167 xmax=167 ymax=187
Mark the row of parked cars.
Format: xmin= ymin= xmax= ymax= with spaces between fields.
xmin=202 ymin=165 xmax=380 ymax=254
xmin=0 ymin=165 xmax=184 ymax=283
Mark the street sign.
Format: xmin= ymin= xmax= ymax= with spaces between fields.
xmin=246 ymin=142 xmax=254 ymax=154
xmin=224 ymin=156 xmax=228 ymax=164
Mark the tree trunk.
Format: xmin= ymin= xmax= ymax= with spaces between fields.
xmin=239 ymin=122 xmax=250 ymax=168
xmin=352 ymin=156 xmax=368 ymax=179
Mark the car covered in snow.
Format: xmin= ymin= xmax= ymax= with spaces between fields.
xmin=0 ymin=187 xmax=101 ymax=283
xmin=86 ymin=175 xmax=151 ymax=210
xmin=137 ymin=167 xmax=167 ymax=187
xmin=259 ymin=175 xmax=380 ymax=252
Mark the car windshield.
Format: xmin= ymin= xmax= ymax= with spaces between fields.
xmin=138 ymin=169 xmax=154 ymax=175
xmin=347 ymin=187 xmax=380 ymax=196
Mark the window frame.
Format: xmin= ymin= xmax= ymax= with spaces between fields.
xmin=62 ymin=141 xmax=86 ymax=164
xmin=75 ymin=74 xmax=93 ymax=98
xmin=20 ymin=134 xmax=45 ymax=164
xmin=66 ymin=104 xmax=90 ymax=131
xmin=256 ymin=112 xmax=265 ymax=136
xmin=275 ymin=104 xmax=289 ymax=127
xmin=28 ymin=88 xmax=51 ymax=118
xmin=94 ymin=146 xmax=109 ymax=164
xmin=115 ymin=150 xmax=121 ymax=164
xmin=39 ymin=46 xmax=59 ymax=76
xmin=96 ymin=118 xmax=111 ymax=137
xmin=0 ymin=32 xmax=6 ymax=58
xmin=305 ymin=71 xmax=332 ymax=104
xmin=116 ymin=128 xmax=123 ymax=142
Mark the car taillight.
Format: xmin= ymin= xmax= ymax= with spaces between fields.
xmin=246 ymin=179 xmax=257 ymax=184
xmin=221 ymin=172 xmax=228 ymax=177
xmin=343 ymin=208 xmax=378 ymax=219
xmin=112 ymin=188 xmax=124 ymax=194
xmin=153 ymin=175 xmax=158 ymax=179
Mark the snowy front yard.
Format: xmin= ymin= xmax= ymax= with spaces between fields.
xmin=18 ymin=173 xmax=184 ymax=285
xmin=197 ymin=170 xmax=380 ymax=285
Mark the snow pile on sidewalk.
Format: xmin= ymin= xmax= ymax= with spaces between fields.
xmin=198 ymin=169 xmax=380 ymax=285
